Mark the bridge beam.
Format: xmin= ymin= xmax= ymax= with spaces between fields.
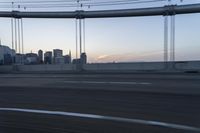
xmin=0 ymin=4 xmax=200 ymax=19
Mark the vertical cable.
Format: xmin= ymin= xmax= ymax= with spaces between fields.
xmin=11 ymin=2 xmax=14 ymax=51
xmin=11 ymin=19 xmax=14 ymax=50
xmin=83 ymin=19 xmax=86 ymax=53
xmin=79 ymin=19 xmax=82 ymax=57
xmin=14 ymin=19 xmax=17 ymax=53
xmin=172 ymin=15 xmax=175 ymax=61
xmin=164 ymin=16 xmax=168 ymax=62
xmin=18 ymin=19 xmax=21 ymax=54
xmin=11 ymin=18 xmax=14 ymax=64
xmin=75 ymin=19 xmax=78 ymax=59
xmin=11 ymin=2 xmax=14 ymax=64
xmin=170 ymin=15 xmax=175 ymax=62
xmin=21 ymin=19 xmax=24 ymax=54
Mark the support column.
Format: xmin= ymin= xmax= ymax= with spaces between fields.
xmin=14 ymin=19 xmax=17 ymax=53
xmin=164 ymin=15 xmax=168 ymax=62
xmin=170 ymin=15 xmax=175 ymax=62
xmin=79 ymin=19 xmax=82 ymax=57
xmin=17 ymin=18 xmax=21 ymax=54
xmin=75 ymin=19 xmax=78 ymax=59
xmin=83 ymin=19 xmax=86 ymax=53
xmin=21 ymin=18 xmax=24 ymax=54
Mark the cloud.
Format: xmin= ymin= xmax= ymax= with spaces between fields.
xmin=97 ymin=55 xmax=110 ymax=59
xmin=90 ymin=50 xmax=164 ymax=63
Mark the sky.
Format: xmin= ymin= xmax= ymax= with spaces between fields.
xmin=0 ymin=0 xmax=200 ymax=63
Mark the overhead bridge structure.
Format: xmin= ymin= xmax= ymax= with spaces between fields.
xmin=0 ymin=4 xmax=200 ymax=19
xmin=0 ymin=4 xmax=199 ymax=18
xmin=0 ymin=4 xmax=200 ymax=65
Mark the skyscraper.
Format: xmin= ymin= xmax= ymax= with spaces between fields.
xmin=53 ymin=49 xmax=63 ymax=64
xmin=44 ymin=51 xmax=52 ymax=64
xmin=0 ymin=45 xmax=15 ymax=65
xmin=64 ymin=50 xmax=72 ymax=64
xmin=38 ymin=49 xmax=43 ymax=64
xmin=80 ymin=53 xmax=87 ymax=64
xmin=53 ymin=49 xmax=63 ymax=58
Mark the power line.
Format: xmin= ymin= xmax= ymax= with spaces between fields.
xmin=84 ymin=0 xmax=166 ymax=7
xmin=0 ymin=0 xmax=166 ymax=9
xmin=0 ymin=0 xmax=90 ymax=4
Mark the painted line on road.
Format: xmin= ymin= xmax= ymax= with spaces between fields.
xmin=0 ymin=108 xmax=199 ymax=132
xmin=62 ymin=81 xmax=152 ymax=85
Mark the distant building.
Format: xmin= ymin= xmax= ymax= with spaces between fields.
xmin=80 ymin=53 xmax=87 ymax=64
xmin=44 ymin=51 xmax=52 ymax=64
xmin=53 ymin=49 xmax=63 ymax=64
xmin=0 ymin=45 xmax=15 ymax=65
xmin=38 ymin=50 xmax=43 ymax=64
xmin=25 ymin=53 xmax=39 ymax=64
xmin=72 ymin=59 xmax=81 ymax=64
xmin=15 ymin=54 xmax=25 ymax=64
xmin=53 ymin=49 xmax=63 ymax=57
xmin=4 ymin=53 xmax=12 ymax=65
xmin=64 ymin=50 xmax=72 ymax=64
xmin=54 ymin=57 xmax=65 ymax=64
xmin=72 ymin=53 xmax=87 ymax=64
xmin=64 ymin=55 xmax=71 ymax=64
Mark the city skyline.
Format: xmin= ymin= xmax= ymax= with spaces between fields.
xmin=0 ymin=0 xmax=200 ymax=63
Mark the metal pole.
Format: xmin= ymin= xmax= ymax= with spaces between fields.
xmin=79 ymin=19 xmax=82 ymax=57
xmin=21 ymin=18 xmax=24 ymax=54
xmin=172 ymin=15 xmax=175 ymax=61
xmin=170 ymin=15 xmax=175 ymax=62
xmin=11 ymin=18 xmax=14 ymax=64
xmin=75 ymin=19 xmax=78 ymax=59
xmin=18 ymin=19 xmax=21 ymax=54
xmin=83 ymin=18 xmax=86 ymax=53
xmin=164 ymin=16 xmax=168 ymax=62
xmin=14 ymin=18 xmax=17 ymax=53
xmin=11 ymin=20 xmax=14 ymax=51
xmin=11 ymin=2 xmax=14 ymax=51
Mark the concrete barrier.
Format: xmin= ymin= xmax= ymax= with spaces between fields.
xmin=83 ymin=62 xmax=166 ymax=72
xmin=175 ymin=61 xmax=200 ymax=71
xmin=0 ymin=61 xmax=200 ymax=73
xmin=0 ymin=65 xmax=13 ymax=73
xmin=16 ymin=64 xmax=76 ymax=72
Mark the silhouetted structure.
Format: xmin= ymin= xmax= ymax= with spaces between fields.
xmin=64 ymin=50 xmax=72 ymax=64
xmin=38 ymin=50 xmax=43 ymax=64
xmin=80 ymin=53 xmax=87 ymax=64
xmin=72 ymin=59 xmax=80 ymax=64
xmin=44 ymin=51 xmax=52 ymax=64
xmin=15 ymin=54 xmax=25 ymax=64
xmin=25 ymin=53 xmax=39 ymax=64
xmin=0 ymin=45 xmax=15 ymax=65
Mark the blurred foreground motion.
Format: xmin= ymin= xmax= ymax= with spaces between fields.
xmin=0 ymin=73 xmax=200 ymax=133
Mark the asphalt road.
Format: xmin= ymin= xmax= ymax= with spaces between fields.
xmin=0 ymin=73 xmax=200 ymax=133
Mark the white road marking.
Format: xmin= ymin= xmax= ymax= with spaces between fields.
xmin=63 ymin=81 xmax=152 ymax=85
xmin=0 ymin=108 xmax=199 ymax=132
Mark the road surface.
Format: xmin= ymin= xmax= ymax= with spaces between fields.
xmin=0 ymin=73 xmax=200 ymax=133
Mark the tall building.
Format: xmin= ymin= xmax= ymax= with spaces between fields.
xmin=44 ymin=51 xmax=52 ymax=64
xmin=80 ymin=53 xmax=87 ymax=64
xmin=53 ymin=49 xmax=63 ymax=58
xmin=53 ymin=49 xmax=63 ymax=64
xmin=38 ymin=50 xmax=43 ymax=64
xmin=0 ymin=45 xmax=15 ymax=65
xmin=54 ymin=57 xmax=65 ymax=64
xmin=25 ymin=53 xmax=39 ymax=64
xmin=64 ymin=55 xmax=71 ymax=64
xmin=64 ymin=50 xmax=72 ymax=64
xmin=15 ymin=54 xmax=25 ymax=64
